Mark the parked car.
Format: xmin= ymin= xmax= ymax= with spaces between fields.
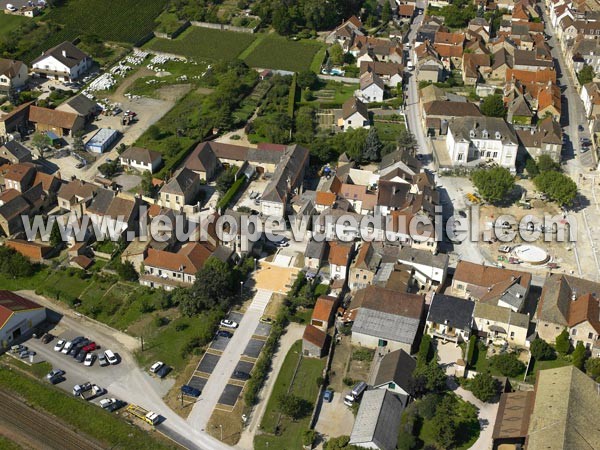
xmin=76 ymin=351 xmax=88 ymax=363
xmin=498 ymin=245 xmax=512 ymax=253
xmin=20 ymin=350 xmax=35 ymax=359
xmin=75 ymin=162 xmax=85 ymax=169
xmin=11 ymin=344 xmax=26 ymax=354
xmin=220 ymin=319 xmax=238 ymax=329
xmin=61 ymin=341 xmax=73 ymax=354
xmin=82 ymin=342 xmax=97 ymax=352
xmin=98 ymin=353 xmax=109 ymax=367
xmin=233 ymin=370 xmax=250 ymax=380
xmin=41 ymin=333 xmax=55 ymax=344
xmin=104 ymin=349 xmax=118 ymax=365
xmin=181 ymin=385 xmax=201 ymax=398
xmin=46 ymin=369 xmax=65 ymax=380
xmin=84 ymin=353 xmax=95 ymax=366
xmin=100 ymin=398 xmax=125 ymax=412
xmin=324 ymin=389 xmax=334 ymax=403
xmin=217 ymin=330 xmax=233 ymax=338
xmin=53 ymin=340 xmax=66 ymax=352
xmin=156 ymin=364 xmax=172 ymax=379
xmin=150 ymin=361 xmax=164 ymax=374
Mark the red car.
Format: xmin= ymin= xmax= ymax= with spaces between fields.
xmin=82 ymin=342 xmax=97 ymax=352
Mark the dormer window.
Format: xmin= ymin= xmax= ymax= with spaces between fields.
xmin=469 ymin=130 xmax=475 ymax=138
xmin=495 ymin=131 xmax=501 ymax=139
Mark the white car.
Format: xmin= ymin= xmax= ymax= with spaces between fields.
xmin=53 ymin=340 xmax=66 ymax=352
xmin=61 ymin=341 xmax=73 ymax=354
xmin=220 ymin=319 xmax=238 ymax=329
xmin=6 ymin=4 xmax=17 ymax=11
xmin=46 ymin=369 xmax=65 ymax=380
xmin=104 ymin=349 xmax=118 ymax=365
xmin=84 ymin=353 xmax=95 ymax=366
xmin=150 ymin=361 xmax=164 ymax=373
xmin=99 ymin=398 xmax=116 ymax=409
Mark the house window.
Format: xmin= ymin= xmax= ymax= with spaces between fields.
xmin=458 ymin=153 xmax=464 ymax=160
xmin=572 ymin=329 xmax=577 ymax=336
xmin=510 ymin=332 xmax=515 ymax=339
xmin=493 ymin=152 xmax=498 ymax=158
xmin=589 ymin=332 xmax=594 ymax=339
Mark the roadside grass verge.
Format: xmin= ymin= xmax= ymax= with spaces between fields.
xmin=243 ymin=35 xmax=324 ymax=72
xmin=0 ymin=366 xmax=177 ymax=450
xmin=254 ymin=340 xmax=325 ymax=450
xmin=144 ymin=27 xmax=256 ymax=61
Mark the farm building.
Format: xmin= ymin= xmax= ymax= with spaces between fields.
xmin=31 ymin=41 xmax=92 ymax=82
xmin=85 ymin=128 xmax=119 ymax=153
xmin=28 ymin=106 xmax=84 ymax=137
xmin=0 ymin=290 xmax=46 ymax=348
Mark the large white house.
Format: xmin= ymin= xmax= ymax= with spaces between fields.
xmin=446 ymin=116 xmax=518 ymax=172
xmin=0 ymin=291 xmax=46 ymax=348
xmin=31 ymin=41 xmax=92 ymax=82
xmin=358 ymin=71 xmax=385 ymax=103
xmin=0 ymin=58 xmax=28 ymax=94
xmin=119 ymin=146 xmax=163 ymax=173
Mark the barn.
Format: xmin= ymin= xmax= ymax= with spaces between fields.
xmin=0 ymin=291 xmax=46 ymax=348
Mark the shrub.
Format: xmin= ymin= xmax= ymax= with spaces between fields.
xmin=417 ymin=334 xmax=433 ymax=367
xmin=555 ymin=328 xmax=571 ymax=355
xmin=469 ymin=372 xmax=499 ymax=402
xmin=466 ymin=335 xmax=477 ymax=367
xmin=530 ymin=338 xmax=556 ymax=361
xmin=352 ymin=348 xmax=374 ymax=362
xmin=303 ymin=429 xmax=316 ymax=447
xmin=489 ymin=352 xmax=526 ymax=377
xmin=342 ymin=377 xmax=354 ymax=386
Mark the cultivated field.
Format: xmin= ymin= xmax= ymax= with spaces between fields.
xmin=145 ymin=27 xmax=257 ymax=61
xmin=243 ymin=34 xmax=324 ymax=72
xmin=42 ymin=0 xmax=167 ymax=45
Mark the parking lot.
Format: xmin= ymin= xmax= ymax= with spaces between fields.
xmin=20 ymin=325 xmax=173 ymax=412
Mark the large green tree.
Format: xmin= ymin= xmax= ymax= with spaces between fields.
xmin=469 ymin=372 xmax=499 ymax=402
xmin=533 ymin=170 xmax=577 ymax=206
xmin=572 ymin=341 xmax=587 ymax=370
xmin=489 ymin=352 xmax=525 ymax=377
xmin=585 ymin=357 xmax=600 ymax=381
xmin=471 ymin=167 xmax=515 ymax=203
xmin=555 ymin=328 xmax=571 ymax=355
xmin=480 ymin=94 xmax=506 ymax=117
xmin=530 ymin=338 xmax=556 ymax=361
xmin=578 ymin=64 xmax=595 ymax=85
xmin=362 ymin=127 xmax=382 ymax=162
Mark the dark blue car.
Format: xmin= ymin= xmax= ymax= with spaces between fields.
xmin=181 ymin=385 xmax=201 ymax=397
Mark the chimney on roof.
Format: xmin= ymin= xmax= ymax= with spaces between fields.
xmin=572 ymin=289 xmax=578 ymax=301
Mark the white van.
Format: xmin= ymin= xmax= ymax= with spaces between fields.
xmin=351 ymin=381 xmax=368 ymax=398
xmin=104 ymin=349 xmax=118 ymax=365
xmin=343 ymin=394 xmax=355 ymax=406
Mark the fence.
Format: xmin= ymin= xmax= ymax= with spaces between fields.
xmin=154 ymin=21 xmax=191 ymax=40
xmin=318 ymin=74 xmax=360 ymax=83
xmin=190 ymin=20 xmax=258 ymax=34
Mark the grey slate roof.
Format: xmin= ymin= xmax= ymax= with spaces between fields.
xmin=448 ymin=116 xmax=518 ymax=145
xmin=304 ymin=238 xmax=326 ymax=259
xmin=1 ymin=140 xmax=31 ymax=161
xmin=350 ymin=389 xmax=403 ymax=450
xmin=373 ymin=349 xmax=416 ymax=391
xmin=427 ymin=294 xmax=474 ymax=330
xmin=397 ymin=246 xmax=449 ymax=270
xmin=261 ymin=144 xmax=309 ymax=203
xmin=352 ymin=287 xmax=424 ymax=346
xmin=86 ymin=188 xmax=115 ymax=216
xmin=58 ymin=94 xmax=98 ymax=116
xmin=161 ymin=168 xmax=199 ymax=196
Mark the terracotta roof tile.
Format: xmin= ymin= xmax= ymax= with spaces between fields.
xmin=303 ymin=324 xmax=328 ymax=348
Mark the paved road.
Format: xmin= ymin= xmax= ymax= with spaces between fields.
xmin=18 ymin=291 xmax=231 ymax=450
xmin=187 ymin=289 xmax=273 ymax=431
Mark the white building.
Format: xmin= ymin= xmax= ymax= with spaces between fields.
xmin=119 ymin=146 xmax=163 ymax=173
xmin=338 ymin=97 xmax=370 ymax=130
xmin=0 ymin=291 xmax=46 ymax=348
xmin=358 ymin=71 xmax=385 ymax=103
xmin=0 ymin=58 xmax=28 ymax=94
xmin=31 ymin=41 xmax=92 ymax=82
xmin=446 ymin=116 xmax=519 ymax=172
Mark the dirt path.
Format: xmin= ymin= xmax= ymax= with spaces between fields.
xmin=0 ymin=389 xmax=105 ymax=450
xmin=236 ymin=323 xmax=305 ymax=450
xmin=108 ymin=66 xmax=155 ymax=103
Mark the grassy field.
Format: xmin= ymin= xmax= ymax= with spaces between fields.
xmin=0 ymin=366 xmax=177 ymax=449
xmin=254 ymin=340 xmax=325 ymax=450
xmin=300 ymin=81 xmax=357 ymax=107
xmin=0 ymin=14 xmax=27 ymax=38
xmin=374 ymin=120 xmax=407 ymax=143
xmin=43 ymin=0 xmax=167 ymax=44
xmin=145 ymin=27 xmax=256 ymax=61
xmin=243 ymin=35 xmax=324 ymax=72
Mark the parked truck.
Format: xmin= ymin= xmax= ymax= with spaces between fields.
xmin=80 ymin=384 xmax=105 ymax=401
xmin=126 ymin=404 xmax=160 ymax=426
xmin=72 ymin=382 xmax=92 ymax=397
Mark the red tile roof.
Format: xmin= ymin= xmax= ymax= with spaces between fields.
xmin=144 ymin=242 xmax=213 ymax=275
xmin=0 ymin=290 xmax=43 ymax=329
xmin=303 ymin=324 xmax=328 ymax=348
xmin=312 ymin=296 xmax=336 ymax=323
xmin=328 ymin=241 xmax=352 ymax=266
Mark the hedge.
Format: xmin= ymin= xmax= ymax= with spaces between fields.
xmin=288 ymin=72 xmax=297 ymax=119
xmin=216 ymin=176 xmax=246 ymax=211
xmin=466 ymin=335 xmax=477 ymax=368
xmin=417 ymin=334 xmax=433 ymax=367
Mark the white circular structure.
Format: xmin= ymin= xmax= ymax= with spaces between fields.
xmin=512 ymin=245 xmax=550 ymax=265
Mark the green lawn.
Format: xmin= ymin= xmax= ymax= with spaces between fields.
xmin=300 ymin=81 xmax=358 ymax=107
xmin=526 ymin=355 xmax=571 ymax=383
xmin=0 ymin=14 xmax=27 ymax=39
xmin=374 ymin=121 xmax=407 ymax=143
xmin=0 ymin=367 xmax=177 ymax=449
xmin=243 ymin=35 xmax=324 ymax=72
xmin=255 ymin=340 xmax=325 ymax=450
xmin=144 ymin=27 xmax=257 ymax=61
